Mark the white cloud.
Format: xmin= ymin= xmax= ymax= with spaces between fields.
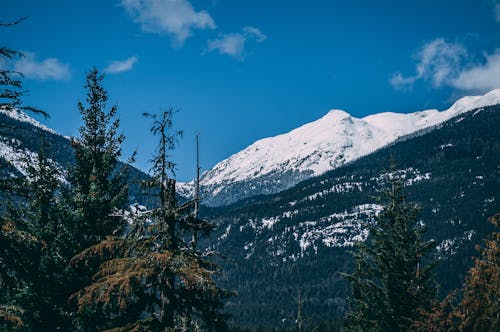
xmin=121 ymin=0 xmax=216 ymax=45
xmin=391 ymin=39 xmax=500 ymax=92
xmin=243 ymin=26 xmax=267 ymax=43
xmin=389 ymin=72 xmax=418 ymax=91
xmin=207 ymin=33 xmax=246 ymax=58
xmin=105 ymin=56 xmax=138 ymax=74
xmin=206 ymin=26 xmax=267 ymax=59
xmin=450 ymin=50 xmax=500 ymax=91
xmin=13 ymin=52 xmax=70 ymax=81
xmin=390 ymin=39 xmax=467 ymax=90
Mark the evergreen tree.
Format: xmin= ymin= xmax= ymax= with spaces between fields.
xmin=69 ymin=110 xmax=229 ymax=331
xmin=20 ymin=138 xmax=73 ymax=331
xmin=62 ymin=68 xmax=130 ymax=330
xmin=344 ymin=171 xmax=437 ymax=331
xmin=68 ymin=67 xmax=128 ymax=252
xmin=453 ymin=213 xmax=499 ymax=331
xmin=0 ymin=136 xmax=73 ymax=331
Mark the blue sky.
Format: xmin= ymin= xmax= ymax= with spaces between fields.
xmin=1 ymin=0 xmax=500 ymax=181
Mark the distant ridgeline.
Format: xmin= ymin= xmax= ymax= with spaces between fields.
xmin=179 ymin=89 xmax=500 ymax=207
xmin=0 ymin=110 xmax=152 ymax=207
xmin=201 ymin=105 xmax=500 ymax=329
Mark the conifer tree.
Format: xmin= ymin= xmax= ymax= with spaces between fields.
xmin=453 ymin=213 xmax=499 ymax=331
xmin=69 ymin=109 xmax=229 ymax=331
xmin=20 ymin=138 xmax=74 ymax=331
xmin=344 ymin=170 xmax=437 ymax=331
xmin=68 ymin=67 xmax=128 ymax=252
xmin=1 ymin=137 xmax=72 ymax=331
xmin=62 ymin=68 xmax=130 ymax=330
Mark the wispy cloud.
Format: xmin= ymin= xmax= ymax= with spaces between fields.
xmin=105 ymin=56 xmax=138 ymax=74
xmin=390 ymin=38 xmax=500 ymax=92
xmin=13 ymin=52 xmax=70 ymax=81
xmin=450 ymin=50 xmax=500 ymax=91
xmin=120 ymin=0 xmax=216 ymax=46
xmin=206 ymin=26 xmax=267 ymax=59
xmin=243 ymin=26 xmax=267 ymax=43
xmin=390 ymin=39 xmax=466 ymax=90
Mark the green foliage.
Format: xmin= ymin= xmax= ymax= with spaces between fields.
xmin=344 ymin=172 xmax=437 ymax=331
xmin=68 ymin=68 xmax=129 ymax=252
xmin=0 ymin=137 xmax=73 ymax=330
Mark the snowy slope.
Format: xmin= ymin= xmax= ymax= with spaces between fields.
xmin=0 ymin=107 xmax=57 ymax=135
xmin=180 ymin=89 xmax=500 ymax=206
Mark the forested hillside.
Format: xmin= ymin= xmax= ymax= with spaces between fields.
xmin=202 ymin=105 xmax=500 ymax=329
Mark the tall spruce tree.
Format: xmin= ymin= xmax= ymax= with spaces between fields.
xmin=68 ymin=67 xmax=128 ymax=252
xmin=69 ymin=110 xmax=229 ymax=331
xmin=64 ymin=68 xmax=129 ymax=330
xmin=344 ymin=170 xmax=437 ymax=331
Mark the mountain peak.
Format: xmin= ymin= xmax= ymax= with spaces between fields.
xmin=324 ymin=109 xmax=351 ymax=119
xmin=180 ymin=89 xmax=500 ymax=206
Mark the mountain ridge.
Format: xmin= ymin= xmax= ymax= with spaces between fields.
xmin=179 ymin=89 xmax=500 ymax=206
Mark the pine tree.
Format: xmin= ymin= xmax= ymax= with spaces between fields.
xmin=68 ymin=67 xmax=128 ymax=252
xmin=20 ymin=138 xmax=74 ymax=331
xmin=0 ymin=136 xmax=73 ymax=331
xmin=69 ymin=110 xmax=229 ymax=331
xmin=62 ymin=68 xmax=130 ymax=330
xmin=344 ymin=170 xmax=437 ymax=331
xmin=453 ymin=213 xmax=499 ymax=331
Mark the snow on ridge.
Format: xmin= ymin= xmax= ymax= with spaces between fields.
xmin=194 ymin=89 xmax=500 ymax=194
xmin=0 ymin=139 xmax=67 ymax=183
xmin=363 ymin=88 xmax=500 ymax=136
xmin=0 ymin=107 xmax=57 ymax=135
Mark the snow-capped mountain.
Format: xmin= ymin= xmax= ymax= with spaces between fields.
xmin=180 ymin=89 xmax=500 ymax=206
xmin=206 ymin=103 xmax=500 ymax=326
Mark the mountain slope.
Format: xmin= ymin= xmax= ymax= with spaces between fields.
xmin=201 ymin=104 xmax=500 ymax=329
xmin=0 ymin=108 xmax=151 ymax=205
xmin=181 ymin=89 xmax=500 ymax=206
